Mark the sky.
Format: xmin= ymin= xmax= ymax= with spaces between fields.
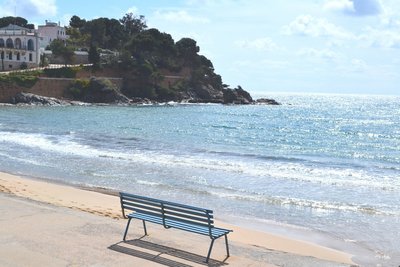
xmin=1 ymin=0 xmax=400 ymax=96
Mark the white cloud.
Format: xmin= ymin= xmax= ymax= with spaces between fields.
xmin=282 ymin=15 xmax=354 ymax=40
xmin=381 ymin=11 xmax=400 ymax=28
xmin=61 ymin=14 xmax=75 ymax=27
xmin=324 ymin=0 xmax=382 ymax=16
xmin=323 ymin=0 xmax=354 ymax=14
xmin=359 ymin=27 xmax=400 ymax=48
xmin=298 ymin=48 xmax=342 ymax=61
xmin=260 ymin=59 xmax=290 ymax=70
xmin=340 ymin=58 xmax=368 ymax=73
xmin=154 ymin=10 xmax=210 ymax=24
xmin=185 ymin=0 xmax=239 ymax=8
xmin=232 ymin=59 xmax=290 ymax=71
xmin=126 ymin=6 xmax=138 ymax=15
xmin=236 ymin=37 xmax=279 ymax=51
xmin=19 ymin=0 xmax=57 ymax=17
xmin=1 ymin=0 xmax=56 ymax=20
xmin=351 ymin=58 xmax=367 ymax=69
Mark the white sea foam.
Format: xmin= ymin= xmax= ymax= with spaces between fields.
xmin=204 ymin=190 xmax=400 ymax=216
xmin=136 ymin=180 xmax=164 ymax=187
xmin=0 ymin=131 xmax=128 ymax=159
xmin=1 ymin=130 xmax=398 ymax=193
xmin=0 ymin=152 xmax=45 ymax=166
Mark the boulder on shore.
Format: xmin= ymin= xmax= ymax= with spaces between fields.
xmin=256 ymin=98 xmax=280 ymax=105
xmin=81 ymin=77 xmax=131 ymax=104
xmin=223 ymin=88 xmax=253 ymax=104
xmin=10 ymin=92 xmax=71 ymax=105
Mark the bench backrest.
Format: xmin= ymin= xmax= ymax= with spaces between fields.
xmin=120 ymin=192 xmax=214 ymax=230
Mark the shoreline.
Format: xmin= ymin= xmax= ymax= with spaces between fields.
xmin=0 ymin=171 xmax=356 ymax=266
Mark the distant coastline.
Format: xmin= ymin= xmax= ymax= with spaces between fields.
xmin=0 ymin=65 xmax=280 ymax=106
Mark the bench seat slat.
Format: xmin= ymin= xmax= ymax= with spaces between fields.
xmin=122 ymin=202 xmax=214 ymax=225
xmin=164 ymin=209 xmax=212 ymax=223
xmin=130 ymin=209 xmax=163 ymax=219
xmin=122 ymin=197 xmax=161 ymax=208
xmin=128 ymin=212 xmax=231 ymax=238
xmin=121 ymin=192 xmax=212 ymax=213
xmin=163 ymin=204 xmax=214 ymax=218
xmin=122 ymin=201 xmax=161 ymax=213
xmin=165 ymin=221 xmax=230 ymax=238
xmin=163 ymin=214 xmax=211 ymax=228
xmin=128 ymin=212 xmax=163 ymax=224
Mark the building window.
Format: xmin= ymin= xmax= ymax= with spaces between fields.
xmin=0 ymin=38 xmax=4 ymax=47
xmin=8 ymin=52 xmax=12 ymax=60
xmin=15 ymin=38 xmax=22 ymax=49
xmin=6 ymin=38 xmax=13 ymax=48
xmin=17 ymin=53 xmax=20 ymax=61
xmin=27 ymin=39 xmax=34 ymax=51
xmin=29 ymin=53 xmax=33 ymax=61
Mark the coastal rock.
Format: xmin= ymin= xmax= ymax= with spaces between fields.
xmin=191 ymin=84 xmax=224 ymax=103
xmin=10 ymin=92 xmax=70 ymax=106
xmin=130 ymin=97 xmax=153 ymax=105
xmin=223 ymin=87 xmax=253 ymax=104
xmin=82 ymin=77 xmax=130 ymax=104
xmin=256 ymin=98 xmax=280 ymax=105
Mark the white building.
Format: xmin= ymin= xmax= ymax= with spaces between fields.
xmin=37 ymin=20 xmax=68 ymax=49
xmin=0 ymin=24 xmax=40 ymax=71
xmin=0 ymin=21 xmax=71 ymax=71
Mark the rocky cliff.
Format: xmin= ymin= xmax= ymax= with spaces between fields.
xmin=1 ymin=66 xmax=278 ymax=105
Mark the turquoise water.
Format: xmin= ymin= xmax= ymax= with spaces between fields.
xmin=0 ymin=94 xmax=399 ymax=266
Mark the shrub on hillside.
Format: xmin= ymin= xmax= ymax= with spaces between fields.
xmin=43 ymin=67 xmax=78 ymax=78
xmin=0 ymin=72 xmax=39 ymax=88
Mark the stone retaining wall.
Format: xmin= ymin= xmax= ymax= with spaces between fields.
xmin=0 ymin=77 xmax=123 ymax=103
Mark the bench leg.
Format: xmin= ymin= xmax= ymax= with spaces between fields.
xmin=205 ymin=239 xmax=215 ymax=263
xmin=142 ymin=220 xmax=148 ymax=235
xmin=123 ymin=217 xmax=132 ymax=241
xmin=225 ymin=234 xmax=230 ymax=257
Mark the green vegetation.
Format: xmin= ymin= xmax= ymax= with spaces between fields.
xmin=63 ymin=14 xmax=226 ymax=101
xmin=0 ymin=71 xmax=39 ymax=88
xmin=68 ymin=79 xmax=90 ymax=99
xmin=0 ymin=16 xmax=34 ymax=29
xmin=1 ymin=14 xmax=237 ymax=102
xmin=43 ymin=66 xmax=80 ymax=78
xmin=67 ymin=78 xmax=121 ymax=102
xmin=49 ymin=39 xmax=75 ymax=66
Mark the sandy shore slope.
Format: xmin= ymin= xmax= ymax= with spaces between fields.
xmin=0 ymin=172 xmax=356 ymax=266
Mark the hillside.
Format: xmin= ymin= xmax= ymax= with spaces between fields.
xmin=0 ymin=14 xmax=261 ymax=104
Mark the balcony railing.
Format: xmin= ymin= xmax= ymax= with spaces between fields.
xmin=0 ymin=47 xmax=35 ymax=52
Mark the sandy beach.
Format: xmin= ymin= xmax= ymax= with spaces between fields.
xmin=0 ymin=171 xmax=356 ymax=267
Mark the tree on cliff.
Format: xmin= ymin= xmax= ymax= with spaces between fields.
xmin=125 ymin=28 xmax=176 ymax=66
xmin=67 ymin=14 xmax=146 ymax=51
xmin=119 ymin=13 xmax=147 ymax=37
xmin=69 ymin=15 xmax=86 ymax=29
xmin=176 ymin=38 xmax=199 ymax=63
xmin=88 ymin=45 xmax=100 ymax=68
xmin=49 ymin=39 xmax=74 ymax=66
xmin=0 ymin=16 xmax=34 ymax=29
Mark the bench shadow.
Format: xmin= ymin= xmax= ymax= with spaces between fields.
xmin=108 ymin=238 xmax=229 ymax=267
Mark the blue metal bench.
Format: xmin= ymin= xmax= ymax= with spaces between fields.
xmin=119 ymin=192 xmax=233 ymax=263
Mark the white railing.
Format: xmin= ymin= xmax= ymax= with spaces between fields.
xmin=0 ymin=63 xmax=93 ymax=75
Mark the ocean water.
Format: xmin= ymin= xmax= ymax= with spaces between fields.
xmin=0 ymin=93 xmax=399 ymax=266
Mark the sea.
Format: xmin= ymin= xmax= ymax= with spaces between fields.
xmin=0 ymin=93 xmax=399 ymax=266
